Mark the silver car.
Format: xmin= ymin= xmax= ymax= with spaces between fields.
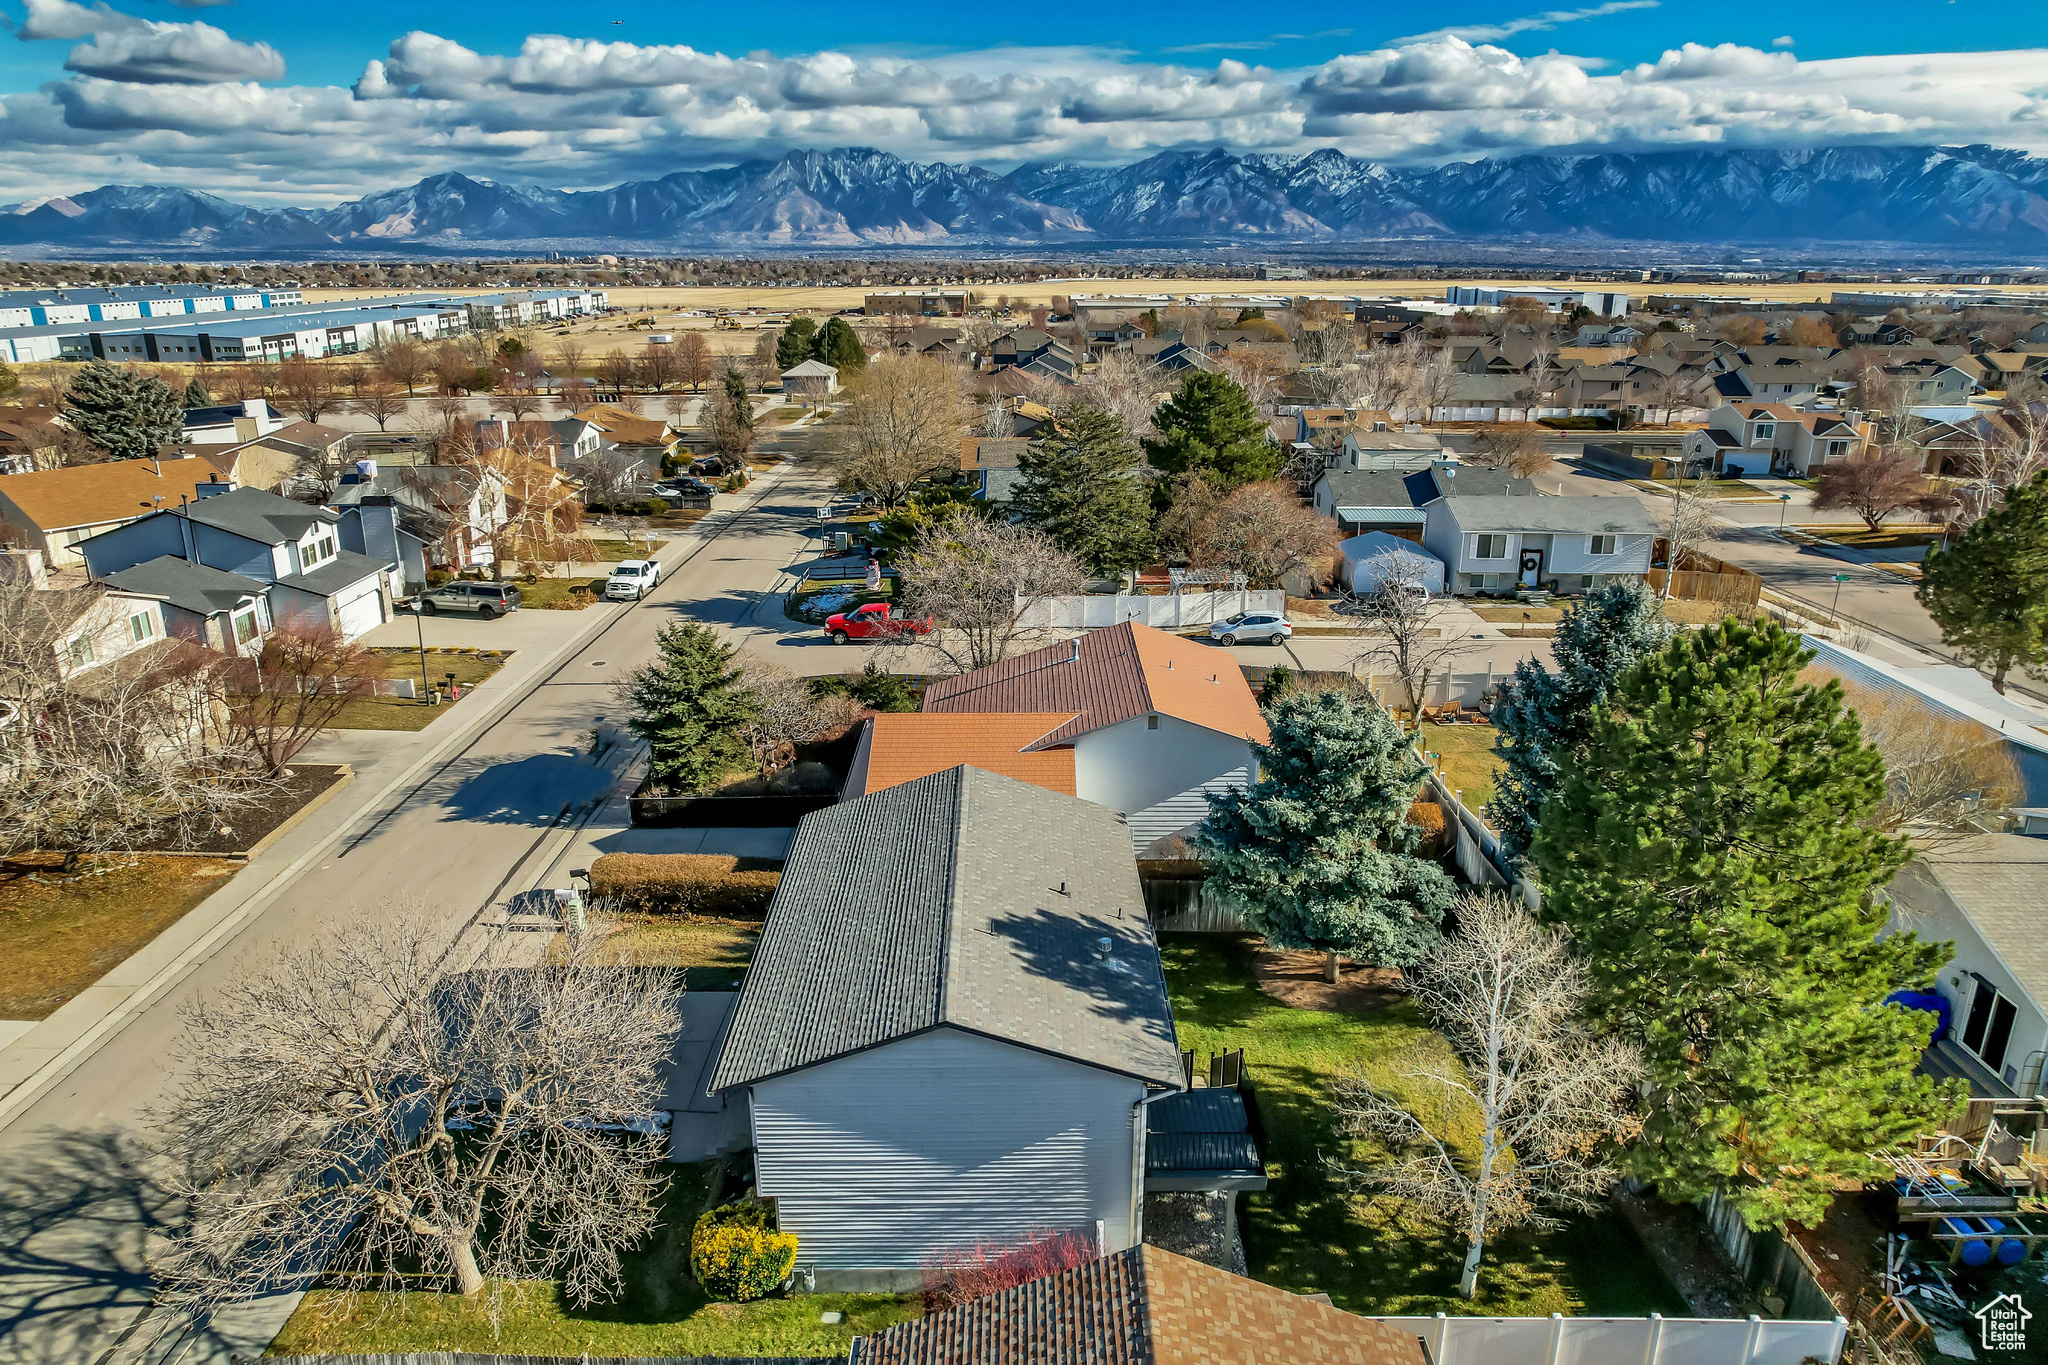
xmin=1209 ymin=612 xmax=1293 ymax=646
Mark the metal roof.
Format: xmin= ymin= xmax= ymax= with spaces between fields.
xmin=1335 ymin=507 xmax=1427 ymax=524
xmin=706 ymin=765 xmax=1184 ymax=1093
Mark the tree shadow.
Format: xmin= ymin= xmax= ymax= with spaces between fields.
xmin=0 ymin=1127 xmax=234 ymax=1365
xmin=435 ymin=751 xmax=615 ymax=826
xmin=983 ymin=906 xmax=1180 ymax=1057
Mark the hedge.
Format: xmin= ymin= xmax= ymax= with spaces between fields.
xmin=587 ymin=853 xmax=780 ymax=917
xmin=692 ymin=1199 xmax=798 ymax=1302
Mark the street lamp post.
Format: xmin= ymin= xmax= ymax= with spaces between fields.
xmin=411 ymin=600 xmax=430 ymax=702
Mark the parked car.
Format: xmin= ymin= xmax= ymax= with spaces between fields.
xmin=824 ymin=602 xmax=932 ymax=644
xmin=604 ymin=559 xmax=662 ymax=601
xmin=1208 ymin=612 xmax=1291 ymax=646
xmin=651 ymin=477 xmax=713 ymax=500
xmin=416 ymin=581 xmax=522 ymax=618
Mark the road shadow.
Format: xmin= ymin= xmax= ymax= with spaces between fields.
xmin=0 ymin=1127 xmax=231 ymax=1365
xmin=436 ymin=750 xmax=616 ymax=826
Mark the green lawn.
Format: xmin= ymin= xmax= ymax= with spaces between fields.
xmin=330 ymin=651 xmax=509 ymax=730
xmin=1419 ymin=724 xmax=1503 ymax=816
xmin=514 ymin=575 xmax=611 ymax=610
xmin=1162 ymin=935 xmax=1685 ymax=1317
xmin=267 ymin=1164 xmax=920 ymax=1358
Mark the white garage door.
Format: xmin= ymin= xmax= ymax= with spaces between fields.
xmin=335 ymin=582 xmax=385 ymax=640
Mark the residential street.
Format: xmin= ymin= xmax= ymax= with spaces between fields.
xmin=0 ymin=427 xmax=838 ymax=1365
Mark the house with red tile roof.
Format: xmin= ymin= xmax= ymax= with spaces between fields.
xmin=913 ymin=622 xmax=1269 ymax=854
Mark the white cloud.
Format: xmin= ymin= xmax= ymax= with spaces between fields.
xmin=1772 ymin=35 xmax=1796 ymax=48
xmin=0 ymin=27 xmax=2043 ymax=204
xmin=1394 ymin=1 xmax=1661 ymax=45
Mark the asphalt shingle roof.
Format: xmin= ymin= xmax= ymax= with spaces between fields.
xmin=858 ymin=1244 xmax=1429 ymax=1365
xmin=176 ymin=485 xmax=334 ymax=544
xmin=277 ymin=549 xmax=388 ymax=595
xmin=101 ymin=555 xmax=263 ymax=617
xmin=706 ymin=765 xmax=1183 ymax=1093
xmin=1439 ymin=493 xmax=1660 ymax=535
xmin=1908 ymin=836 xmax=2048 ymax=1010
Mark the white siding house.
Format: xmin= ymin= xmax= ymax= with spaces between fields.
xmin=706 ymin=766 xmax=1186 ymax=1291
xmin=1421 ymin=494 xmax=1659 ymax=595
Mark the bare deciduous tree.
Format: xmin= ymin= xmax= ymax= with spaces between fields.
xmin=551 ymin=337 xmax=588 ymax=381
xmin=153 ymin=905 xmax=682 ymax=1320
xmin=349 ymin=379 xmax=407 ymax=432
xmin=378 ymin=340 xmax=430 ymax=397
xmin=1073 ymin=348 xmax=1163 ymax=445
xmin=896 ymin=508 xmax=1086 ymax=673
xmin=675 ymin=332 xmax=714 ymax=393
xmin=1657 ymin=475 xmax=1721 ymax=601
xmin=1812 ymin=450 xmax=1957 ymax=532
xmin=276 ymin=357 xmax=340 ymax=424
xmin=1950 ymin=377 xmax=2048 ymax=529
xmin=828 ymin=355 xmax=967 ymax=506
xmin=1333 ymin=892 xmax=1642 ymax=1298
xmin=1401 ymin=336 xmax=1460 ymax=423
xmin=1192 ymin=482 xmax=1338 ymax=590
xmin=1841 ymin=684 xmax=2026 ymax=845
xmin=1349 ymin=550 xmax=1475 ymax=727
xmin=228 ymin=625 xmax=372 ymax=775
xmin=1465 ymin=427 xmax=1552 ymax=479
xmin=735 ymin=657 xmax=864 ymax=774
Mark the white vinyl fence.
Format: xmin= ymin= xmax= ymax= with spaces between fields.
xmin=1379 ymin=1314 xmax=1847 ymax=1365
xmin=1015 ymin=590 xmax=1285 ymax=630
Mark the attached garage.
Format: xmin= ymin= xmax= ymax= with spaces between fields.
xmin=335 ymin=577 xmax=387 ymax=640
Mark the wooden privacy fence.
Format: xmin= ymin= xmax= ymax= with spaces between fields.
xmin=1649 ymin=545 xmax=1763 ymax=606
xmin=1380 ymin=1313 xmax=1847 ymax=1365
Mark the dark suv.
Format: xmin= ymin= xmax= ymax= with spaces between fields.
xmin=416 ymin=582 xmax=522 ymax=618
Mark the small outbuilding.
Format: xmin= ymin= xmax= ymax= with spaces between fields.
xmin=1339 ymin=531 xmax=1446 ymax=596
xmin=780 ymin=358 xmax=840 ymax=402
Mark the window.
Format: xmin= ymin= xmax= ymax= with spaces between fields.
xmin=232 ymin=608 xmax=260 ymax=646
xmin=66 ymin=633 xmax=95 ymax=667
xmin=1588 ymin=535 xmax=1618 ymax=557
xmin=127 ymin=609 xmax=156 ymax=643
xmin=1961 ymin=977 xmax=2019 ymax=1073
xmin=1472 ymin=572 xmax=1510 ymax=591
xmin=1147 ymin=715 xmax=1160 ymax=731
xmin=1473 ymin=534 xmax=1509 ymax=560
xmin=1751 ymin=423 xmax=1775 ymax=443
xmin=301 ymin=531 xmax=338 ymax=569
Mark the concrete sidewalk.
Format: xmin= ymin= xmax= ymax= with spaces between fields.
xmin=0 ymin=460 xmax=797 ymax=1130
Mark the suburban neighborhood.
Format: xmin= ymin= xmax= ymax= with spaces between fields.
xmin=2 ymin=250 xmax=2048 ymax=1365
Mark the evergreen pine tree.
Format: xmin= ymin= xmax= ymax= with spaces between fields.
xmin=183 ymin=376 xmax=212 ymax=409
xmin=621 ymin=623 xmax=756 ymax=791
xmin=1532 ymin=619 xmax=1959 ymax=1228
xmin=775 ymin=319 xmax=818 ymax=372
xmin=811 ymin=317 xmax=867 ymax=372
xmin=723 ymin=368 xmax=755 ymax=432
xmin=63 ymin=360 xmax=183 ymax=462
xmin=1142 ymin=371 xmax=1278 ymax=491
xmin=1917 ymin=469 xmax=2048 ymax=694
xmin=1491 ymin=579 xmax=1673 ymax=866
xmin=0 ymin=359 xmax=19 ymax=400
xmin=1014 ymin=403 xmax=1156 ymax=576
xmin=1199 ymin=689 xmax=1456 ymax=976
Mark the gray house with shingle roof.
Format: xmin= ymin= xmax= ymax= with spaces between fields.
xmin=707 ymin=765 xmax=1185 ymax=1289
xmin=1886 ymin=833 xmax=2048 ymax=1099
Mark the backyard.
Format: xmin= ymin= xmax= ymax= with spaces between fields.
xmin=1161 ymin=934 xmax=1685 ymax=1317
xmin=266 ymin=1163 xmax=919 ymax=1358
xmin=1418 ymin=723 xmax=1503 ymax=817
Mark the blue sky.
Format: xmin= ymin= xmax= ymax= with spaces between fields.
xmin=1 ymin=0 xmax=2044 ymax=202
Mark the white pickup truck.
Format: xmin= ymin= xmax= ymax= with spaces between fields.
xmin=604 ymin=559 xmax=662 ymax=601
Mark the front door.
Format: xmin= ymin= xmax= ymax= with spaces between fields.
xmin=1518 ymin=548 xmax=1543 ymax=589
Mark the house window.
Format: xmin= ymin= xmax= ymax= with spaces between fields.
xmin=302 ymin=531 xmax=338 ymax=569
xmin=1473 ymin=534 xmax=1509 ymax=560
xmin=66 ymin=633 xmax=95 ymax=667
xmin=1147 ymin=715 xmax=1159 ymax=731
xmin=1751 ymin=423 xmax=1775 ymax=443
xmin=1471 ymin=572 xmax=1511 ymax=591
xmin=1961 ymin=977 xmax=2019 ymax=1073
xmin=232 ymin=608 xmax=260 ymax=646
xmin=127 ymin=609 xmax=156 ymax=643
xmin=1588 ymin=535 xmax=1617 ymax=557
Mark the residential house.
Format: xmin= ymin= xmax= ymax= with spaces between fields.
xmin=0 ymin=454 xmax=223 ymax=567
xmin=855 ymin=1244 xmax=1427 ymax=1365
xmin=989 ymin=329 xmax=1062 ymax=370
xmin=958 ymin=436 xmax=1031 ymax=504
xmin=1885 ymin=831 xmax=2048 ymax=1098
xmin=1432 ymin=374 xmax=1541 ymax=423
xmin=1420 ymin=493 xmax=1659 ymax=594
xmin=890 ymin=325 xmax=966 ymax=360
xmin=0 ymin=405 xmax=64 ymax=474
xmin=919 ymin=621 xmax=1271 ymax=853
xmin=1577 ymin=323 xmax=1646 ymax=348
xmin=1327 ymin=428 xmax=1441 ymax=472
xmin=154 ymin=419 xmax=343 ymax=494
xmin=472 ymin=417 xmax=604 ymax=471
xmin=705 ymin=766 xmax=1186 ymax=1289
xmin=1690 ymin=402 xmax=1872 ymax=477
xmin=325 ymin=460 xmax=505 ymax=576
xmin=1132 ymin=332 xmax=1216 ymax=375
xmin=1979 ymin=352 xmax=2048 ymax=393
xmin=1583 ymin=433 xmax=1710 ymax=481
xmin=1 ymin=548 xmax=171 ymax=680
xmin=1311 ymin=461 xmax=1531 ymax=539
xmin=1872 ymin=360 xmax=1980 ymax=407
xmin=1553 ymin=362 xmax=1639 ymax=412
xmin=780 ymin=359 xmax=840 ymax=403
xmin=1021 ymin=346 xmax=1080 ymax=384
xmin=101 ymin=555 xmax=273 ymax=654
xmin=845 ymin=712 xmax=1079 ymax=799
xmin=77 ymin=483 xmax=396 ymax=642
xmin=570 ymin=404 xmax=683 ymax=460
xmin=179 ymin=399 xmax=286 ymax=446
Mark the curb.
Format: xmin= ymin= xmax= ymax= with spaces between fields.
xmin=0 ymin=460 xmax=800 ymax=1132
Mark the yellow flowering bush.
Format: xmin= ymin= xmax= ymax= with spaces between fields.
xmin=691 ymin=1199 xmax=798 ymax=1302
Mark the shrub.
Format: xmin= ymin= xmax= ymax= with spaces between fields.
xmin=692 ymin=1200 xmax=797 ymax=1302
xmin=588 ymin=852 xmax=780 ymax=917
xmin=1406 ymin=800 xmax=1449 ymax=858
xmin=922 ymin=1228 xmax=1098 ymax=1310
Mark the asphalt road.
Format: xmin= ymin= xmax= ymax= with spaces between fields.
xmin=0 ymin=428 xmax=835 ymax=1365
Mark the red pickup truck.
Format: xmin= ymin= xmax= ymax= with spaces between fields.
xmin=824 ymin=602 xmax=932 ymax=644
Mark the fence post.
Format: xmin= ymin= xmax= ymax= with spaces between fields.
xmin=1548 ymin=1312 xmax=1565 ymax=1365
xmin=1742 ymin=1314 xmax=1763 ymax=1365
xmin=1642 ymin=1313 xmax=1664 ymax=1365
xmin=1829 ymin=1316 xmax=1848 ymax=1365
xmin=1433 ymin=1312 xmax=1451 ymax=1365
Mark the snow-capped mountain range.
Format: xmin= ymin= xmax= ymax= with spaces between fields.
xmin=4 ymin=144 xmax=2046 ymax=252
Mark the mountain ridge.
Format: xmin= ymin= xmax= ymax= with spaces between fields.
xmin=4 ymin=144 xmax=2046 ymax=250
